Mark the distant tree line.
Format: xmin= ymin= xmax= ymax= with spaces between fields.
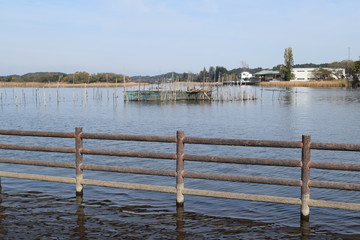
xmin=140 ymin=65 xmax=261 ymax=83
xmin=0 ymin=72 xmax=64 ymax=83
xmin=194 ymin=66 xmax=234 ymax=82
xmin=0 ymin=72 xmax=130 ymax=83
xmin=1 ymin=58 xmax=359 ymax=86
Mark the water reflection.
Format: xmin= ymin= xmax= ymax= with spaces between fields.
xmin=0 ymin=194 xmax=7 ymax=236
xmin=300 ymin=216 xmax=310 ymax=240
xmin=75 ymin=195 xmax=87 ymax=240
xmin=176 ymin=206 xmax=185 ymax=240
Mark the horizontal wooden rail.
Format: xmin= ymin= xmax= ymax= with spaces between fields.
xmin=182 ymin=188 xmax=302 ymax=205
xmin=311 ymin=142 xmax=360 ymax=151
xmin=184 ymin=171 xmax=302 ymax=186
xmin=0 ymin=144 xmax=74 ymax=153
xmin=82 ymin=148 xmax=176 ymax=159
xmin=0 ymin=171 xmax=75 ymax=184
xmin=309 ymin=180 xmax=360 ymax=191
xmin=0 ymin=171 xmax=176 ymax=194
xmin=0 ymin=127 xmax=360 ymax=222
xmin=81 ymin=179 xmax=177 ymax=194
xmin=184 ymin=137 xmax=303 ymax=148
xmin=82 ymin=132 xmax=176 ymax=143
xmin=309 ymin=199 xmax=360 ymax=211
xmin=310 ymin=161 xmax=360 ymax=171
xmin=0 ymin=129 xmax=74 ymax=138
xmin=0 ymin=157 xmax=75 ymax=168
xmin=83 ymin=164 xmax=176 ymax=177
xmin=184 ymin=154 xmax=302 ymax=167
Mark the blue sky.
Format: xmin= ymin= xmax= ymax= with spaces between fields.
xmin=0 ymin=0 xmax=359 ymax=76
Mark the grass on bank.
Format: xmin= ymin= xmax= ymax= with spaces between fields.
xmin=0 ymin=82 xmax=147 ymax=88
xmin=259 ymin=79 xmax=350 ymax=88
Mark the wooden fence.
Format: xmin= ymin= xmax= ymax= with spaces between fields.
xmin=1 ymin=127 xmax=360 ymax=220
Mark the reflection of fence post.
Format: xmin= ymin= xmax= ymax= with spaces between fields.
xmin=301 ymin=135 xmax=311 ymax=220
xmin=176 ymin=204 xmax=185 ymax=239
xmin=176 ymin=131 xmax=185 ymax=207
xmin=75 ymin=127 xmax=84 ymax=196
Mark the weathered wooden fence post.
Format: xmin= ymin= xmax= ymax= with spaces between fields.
xmin=176 ymin=130 xmax=185 ymax=207
xmin=301 ymin=135 xmax=311 ymax=220
xmin=75 ymin=127 xmax=84 ymax=196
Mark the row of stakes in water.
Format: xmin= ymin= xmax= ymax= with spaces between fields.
xmin=0 ymin=85 xmax=270 ymax=107
xmin=0 ymin=86 xmax=121 ymax=107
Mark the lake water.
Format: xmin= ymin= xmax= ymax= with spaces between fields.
xmin=0 ymin=85 xmax=359 ymax=239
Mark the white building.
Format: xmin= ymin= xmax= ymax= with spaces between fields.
xmin=240 ymin=71 xmax=253 ymax=80
xmin=291 ymin=68 xmax=346 ymax=81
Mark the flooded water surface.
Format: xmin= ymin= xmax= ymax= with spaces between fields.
xmin=0 ymin=86 xmax=359 ymax=239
